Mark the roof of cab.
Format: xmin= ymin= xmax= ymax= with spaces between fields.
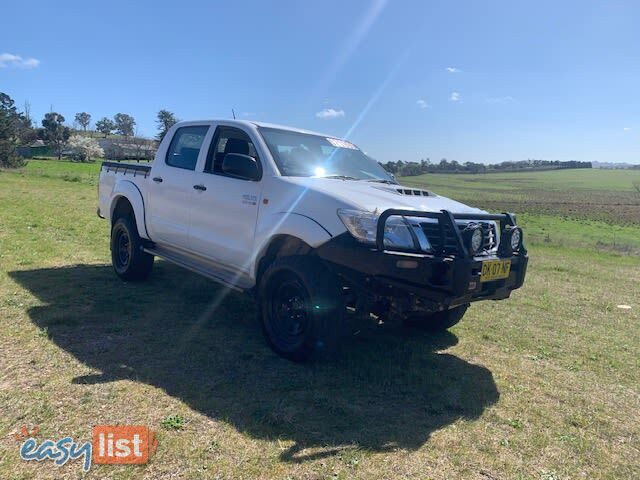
xmin=173 ymin=119 xmax=332 ymax=138
xmin=250 ymin=121 xmax=330 ymax=137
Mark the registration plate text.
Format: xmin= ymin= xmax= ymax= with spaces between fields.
xmin=480 ymin=259 xmax=511 ymax=282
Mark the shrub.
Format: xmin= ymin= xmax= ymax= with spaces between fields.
xmin=67 ymin=135 xmax=103 ymax=162
xmin=0 ymin=153 xmax=26 ymax=168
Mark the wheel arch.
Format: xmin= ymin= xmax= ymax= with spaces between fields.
xmin=255 ymin=235 xmax=314 ymax=286
xmin=252 ymin=212 xmax=334 ymax=284
xmin=109 ymin=181 xmax=149 ymax=239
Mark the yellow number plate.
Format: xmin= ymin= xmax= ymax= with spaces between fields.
xmin=480 ymin=259 xmax=512 ymax=282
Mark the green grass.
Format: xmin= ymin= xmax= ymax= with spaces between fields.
xmin=24 ymin=158 xmax=103 ymax=175
xmin=0 ymin=163 xmax=639 ymax=479
xmin=9 ymin=158 xmax=103 ymax=187
xmin=516 ymin=213 xmax=640 ymax=254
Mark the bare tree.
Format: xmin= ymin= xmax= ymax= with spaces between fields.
xmin=23 ymin=100 xmax=31 ymax=125
xmin=131 ymin=129 xmax=146 ymax=159
xmin=131 ymin=129 xmax=155 ymax=160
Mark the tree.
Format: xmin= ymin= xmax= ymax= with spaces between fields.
xmin=114 ymin=113 xmax=136 ymax=137
xmin=0 ymin=92 xmax=25 ymax=168
xmin=75 ymin=112 xmax=91 ymax=131
xmin=67 ymin=135 xmax=104 ymax=162
xmin=16 ymin=114 xmax=37 ymax=145
xmin=95 ymin=117 xmax=115 ymax=137
xmin=41 ymin=112 xmax=71 ymax=160
xmin=156 ymin=109 xmax=179 ymax=142
xmin=131 ymin=128 xmax=154 ymax=160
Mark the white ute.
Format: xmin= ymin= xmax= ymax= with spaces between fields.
xmin=98 ymin=120 xmax=528 ymax=361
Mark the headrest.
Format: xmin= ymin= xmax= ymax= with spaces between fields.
xmin=224 ymin=138 xmax=249 ymax=155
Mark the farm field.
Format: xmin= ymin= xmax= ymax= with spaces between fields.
xmin=0 ymin=162 xmax=639 ymax=479
xmin=401 ymin=168 xmax=640 ymax=227
xmin=400 ymin=168 xmax=640 ymax=255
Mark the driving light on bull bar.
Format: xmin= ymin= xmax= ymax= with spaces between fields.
xmin=508 ymin=226 xmax=523 ymax=251
xmin=462 ymin=224 xmax=484 ymax=255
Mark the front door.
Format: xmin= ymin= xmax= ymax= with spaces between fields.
xmin=189 ymin=126 xmax=263 ymax=272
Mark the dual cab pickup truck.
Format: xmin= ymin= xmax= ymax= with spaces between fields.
xmin=98 ymin=120 xmax=527 ymax=361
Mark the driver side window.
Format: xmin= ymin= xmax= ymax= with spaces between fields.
xmin=204 ymin=127 xmax=259 ymax=175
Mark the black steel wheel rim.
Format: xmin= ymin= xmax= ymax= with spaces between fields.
xmin=115 ymin=228 xmax=131 ymax=269
xmin=268 ymin=276 xmax=310 ymax=350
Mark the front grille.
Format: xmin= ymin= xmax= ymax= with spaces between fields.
xmin=420 ymin=221 xmax=497 ymax=255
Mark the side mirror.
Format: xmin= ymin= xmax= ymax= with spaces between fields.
xmin=222 ymin=153 xmax=259 ymax=180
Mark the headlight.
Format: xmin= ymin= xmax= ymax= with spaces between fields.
xmin=336 ymin=209 xmax=378 ymax=244
xmin=383 ymin=216 xmax=416 ymax=250
xmin=337 ymin=209 xmax=430 ymax=251
xmin=462 ymin=224 xmax=484 ymax=255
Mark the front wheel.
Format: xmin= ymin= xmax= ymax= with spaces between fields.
xmin=404 ymin=304 xmax=469 ymax=332
xmin=111 ymin=216 xmax=154 ymax=281
xmin=258 ymin=256 xmax=343 ymax=362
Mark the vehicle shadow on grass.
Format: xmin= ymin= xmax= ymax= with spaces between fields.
xmin=11 ymin=263 xmax=499 ymax=462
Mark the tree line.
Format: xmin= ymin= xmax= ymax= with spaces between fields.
xmin=0 ymin=91 xmax=179 ymax=167
xmin=381 ymin=158 xmax=592 ymax=176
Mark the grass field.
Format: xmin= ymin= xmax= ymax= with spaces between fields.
xmin=0 ymin=162 xmax=639 ymax=479
xmin=401 ymin=169 xmax=640 ymax=227
xmin=400 ymin=169 xmax=640 ymax=255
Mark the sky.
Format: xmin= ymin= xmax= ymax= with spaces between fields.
xmin=1 ymin=0 xmax=639 ymax=164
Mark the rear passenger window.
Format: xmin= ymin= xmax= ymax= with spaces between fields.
xmin=166 ymin=126 xmax=209 ymax=170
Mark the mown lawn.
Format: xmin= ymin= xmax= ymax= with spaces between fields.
xmin=0 ymin=164 xmax=639 ymax=479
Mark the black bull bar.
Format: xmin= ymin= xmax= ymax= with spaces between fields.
xmin=375 ymin=209 xmax=519 ymax=258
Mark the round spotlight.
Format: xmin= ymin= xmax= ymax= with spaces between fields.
xmin=463 ymin=224 xmax=484 ymax=255
xmin=509 ymin=227 xmax=523 ymax=251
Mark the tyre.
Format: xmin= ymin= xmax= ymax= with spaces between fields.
xmin=110 ymin=216 xmax=154 ymax=281
xmin=404 ymin=304 xmax=469 ymax=332
xmin=258 ymin=256 xmax=343 ymax=362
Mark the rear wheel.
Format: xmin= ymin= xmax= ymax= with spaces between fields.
xmin=111 ymin=216 xmax=154 ymax=281
xmin=405 ymin=304 xmax=469 ymax=332
xmin=258 ymin=256 xmax=343 ymax=362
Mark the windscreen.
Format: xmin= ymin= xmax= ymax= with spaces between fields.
xmin=259 ymin=127 xmax=394 ymax=181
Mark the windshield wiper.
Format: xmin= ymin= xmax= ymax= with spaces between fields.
xmin=322 ymin=175 xmax=359 ymax=181
xmin=366 ymin=179 xmax=398 ymax=185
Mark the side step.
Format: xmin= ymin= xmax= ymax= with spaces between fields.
xmin=143 ymin=245 xmax=252 ymax=292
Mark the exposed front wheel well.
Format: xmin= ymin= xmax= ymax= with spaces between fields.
xmin=256 ymin=235 xmax=314 ymax=285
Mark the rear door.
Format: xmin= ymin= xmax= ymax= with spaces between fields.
xmin=145 ymin=125 xmax=209 ymax=248
xmin=189 ymin=125 xmax=263 ymax=272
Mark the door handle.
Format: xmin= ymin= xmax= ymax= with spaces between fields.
xmin=193 ymin=184 xmax=207 ymax=191
xmin=152 ymin=177 xmax=163 ymax=183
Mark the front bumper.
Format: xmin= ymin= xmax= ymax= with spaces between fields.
xmin=315 ymin=209 xmax=528 ymax=311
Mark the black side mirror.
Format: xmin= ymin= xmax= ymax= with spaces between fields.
xmin=222 ymin=153 xmax=259 ymax=180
